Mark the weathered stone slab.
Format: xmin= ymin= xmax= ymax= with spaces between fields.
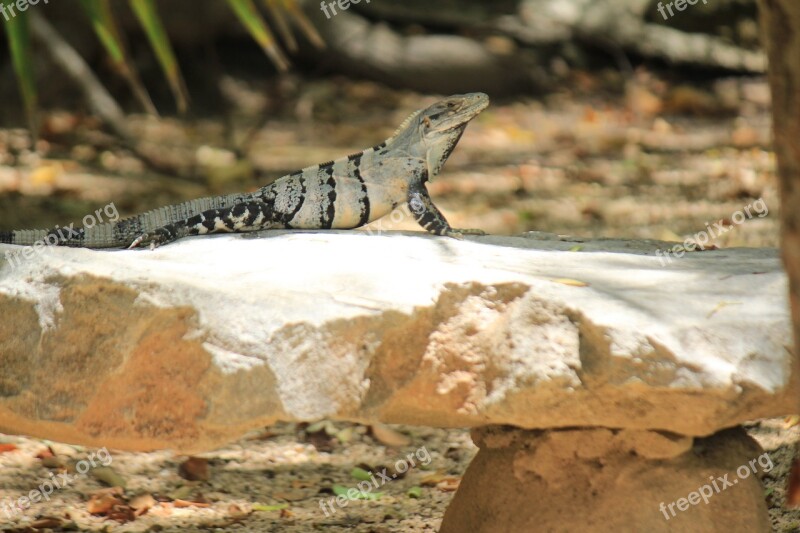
xmin=0 ymin=232 xmax=796 ymax=451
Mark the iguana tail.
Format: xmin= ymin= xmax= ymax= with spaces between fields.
xmin=1 ymin=191 xmax=256 ymax=249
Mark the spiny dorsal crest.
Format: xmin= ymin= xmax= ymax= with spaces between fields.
xmin=386 ymin=108 xmax=423 ymax=144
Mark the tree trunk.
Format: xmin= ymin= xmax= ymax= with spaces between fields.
xmin=758 ymin=0 xmax=800 ymax=505
xmin=758 ymin=0 xmax=800 ymax=403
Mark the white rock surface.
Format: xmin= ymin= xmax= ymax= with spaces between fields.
xmin=0 ymin=231 xmax=796 ymax=451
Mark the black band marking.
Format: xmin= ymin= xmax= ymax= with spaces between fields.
xmin=321 ymin=166 xmax=337 ymax=229
xmin=283 ymin=177 xmax=306 ymax=227
xmin=351 ymin=154 xmax=371 ymax=227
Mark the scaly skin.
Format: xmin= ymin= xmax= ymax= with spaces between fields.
xmin=0 ymin=93 xmax=489 ymax=250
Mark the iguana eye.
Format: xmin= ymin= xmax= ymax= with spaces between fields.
xmin=423 ymin=117 xmax=432 ymax=128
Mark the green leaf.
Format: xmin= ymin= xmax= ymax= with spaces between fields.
xmin=407 ymin=486 xmax=423 ymax=498
xmin=129 ymin=0 xmax=188 ymax=113
xmin=80 ymin=0 xmax=124 ymax=61
xmin=350 ymin=467 xmax=372 ymax=481
xmin=89 ymin=466 xmax=127 ymax=488
xmin=253 ymin=503 xmax=289 ymax=512
xmin=332 ymin=485 xmax=383 ymax=500
xmin=80 ymin=0 xmax=156 ymax=114
xmin=3 ymin=1 xmax=37 ymax=134
xmin=226 ymin=0 xmax=289 ymax=71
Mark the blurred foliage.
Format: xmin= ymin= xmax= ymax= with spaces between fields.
xmin=80 ymin=0 xmax=157 ymax=114
xmin=128 ymin=0 xmax=189 ymax=112
xmin=2 ymin=0 xmax=323 ymax=126
xmin=2 ymin=0 xmax=36 ymax=131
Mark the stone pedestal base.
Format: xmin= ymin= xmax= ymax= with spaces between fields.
xmin=440 ymin=426 xmax=771 ymax=533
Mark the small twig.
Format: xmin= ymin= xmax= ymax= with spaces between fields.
xmin=28 ymin=11 xmax=189 ymax=178
xmin=29 ymin=11 xmax=131 ymax=140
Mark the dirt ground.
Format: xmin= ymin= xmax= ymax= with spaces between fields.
xmin=0 ymin=73 xmax=798 ymax=531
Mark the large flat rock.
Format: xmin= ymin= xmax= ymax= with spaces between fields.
xmin=0 ymin=232 xmax=797 ymax=451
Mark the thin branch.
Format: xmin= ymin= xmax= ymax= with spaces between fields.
xmin=29 ymin=11 xmax=190 ymax=178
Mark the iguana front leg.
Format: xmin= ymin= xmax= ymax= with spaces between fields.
xmin=128 ymin=202 xmax=277 ymax=249
xmin=408 ymin=187 xmax=485 ymax=239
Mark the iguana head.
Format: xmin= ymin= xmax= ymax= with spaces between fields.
xmin=390 ymin=93 xmax=489 ymax=179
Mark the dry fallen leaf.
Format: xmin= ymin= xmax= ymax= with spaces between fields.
xmin=35 ymin=446 xmax=55 ymax=460
xmin=107 ymin=506 xmax=136 ymax=523
xmin=178 ymin=457 xmax=209 ymax=481
xmin=173 ymin=498 xmax=211 ymax=509
xmin=87 ymin=487 xmax=133 ymax=522
xmin=435 ymin=477 xmax=461 ymax=492
xmin=420 ymin=471 xmax=449 ymax=486
xmin=370 ymin=424 xmax=412 ymax=447
xmin=228 ymin=503 xmax=251 ymax=519
xmin=784 ymin=415 xmax=800 ymax=429
xmin=147 ymin=502 xmax=174 ymax=518
xmin=130 ymin=493 xmax=157 ymax=516
xmin=87 ymin=488 xmax=123 ymax=510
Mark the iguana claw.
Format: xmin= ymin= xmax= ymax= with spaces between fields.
xmin=128 ymin=233 xmax=161 ymax=250
xmin=445 ymin=228 xmax=485 ymax=240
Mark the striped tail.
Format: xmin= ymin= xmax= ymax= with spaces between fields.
xmin=1 ymin=226 xmax=95 ymax=248
xmin=0 ymin=190 xmax=257 ymax=249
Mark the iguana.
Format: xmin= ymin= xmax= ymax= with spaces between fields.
xmin=0 ymin=92 xmax=489 ymax=250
